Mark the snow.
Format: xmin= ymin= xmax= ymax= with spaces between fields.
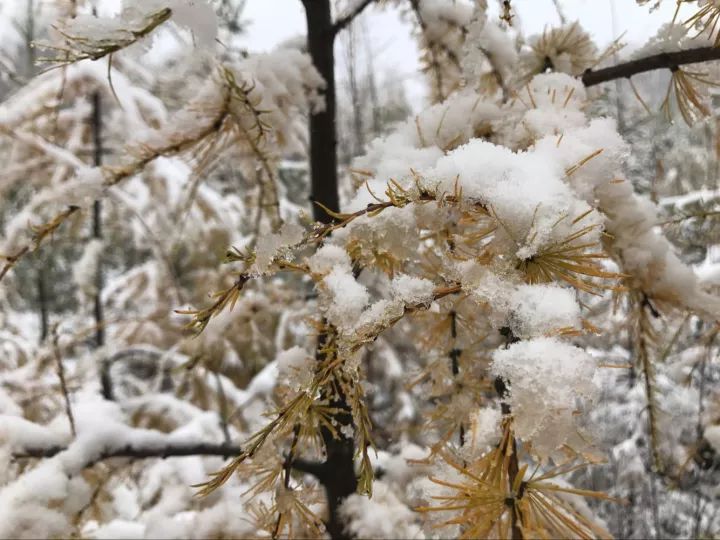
xmin=631 ymin=22 xmax=698 ymax=59
xmin=252 ymin=222 xmax=304 ymax=274
xmin=508 ymin=283 xmax=581 ymax=338
xmin=391 ymin=275 xmax=435 ymax=305
xmin=276 ymin=346 xmax=314 ymax=390
xmin=308 ymin=244 xmax=353 ymax=275
xmin=91 ymin=520 xmax=146 ymax=539
xmin=491 ymin=337 xmax=599 ymax=458
xmin=340 ymin=481 xmax=423 ymax=539
xmin=697 ymin=261 xmax=720 ymax=286
xmin=73 ymin=239 xmax=104 ymax=297
xmin=660 ymin=188 xmax=720 ymax=210
xmin=426 ymin=135 xmax=603 ymax=261
xmin=462 ymin=13 xmax=517 ymax=88
xmin=0 ymin=415 xmax=68 ymax=452
xmin=321 ymin=267 xmax=370 ymax=333
xmin=705 ymin=425 xmax=720 ymax=453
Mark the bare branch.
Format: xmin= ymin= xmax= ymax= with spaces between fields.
xmin=14 ymin=442 xmax=243 ymax=467
xmin=332 ymin=0 xmax=375 ymax=36
xmin=582 ymin=46 xmax=720 ymax=87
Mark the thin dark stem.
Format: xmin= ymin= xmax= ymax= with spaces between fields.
xmin=37 ymin=264 xmax=49 ymax=343
xmin=91 ymin=91 xmax=105 ymax=348
xmin=14 ymin=442 xmax=242 ymax=467
xmin=449 ymin=310 xmax=464 ymax=446
xmin=582 ymin=46 xmax=720 ymax=87
xmin=507 ymin=436 xmax=522 ymax=540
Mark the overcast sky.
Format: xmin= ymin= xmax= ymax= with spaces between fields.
xmin=0 ymin=0 xmax=694 ymax=107
xmin=238 ymin=0 xmax=689 ymax=106
xmin=241 ymin=0 xmax=683 ymax=52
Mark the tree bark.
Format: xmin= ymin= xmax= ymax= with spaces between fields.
xmin=302 ymin=0 xmax=339 ymax=223
xmin=300 ymin=3 xmax=362 ymax=538
xmin=316 ymin=329 xmax=357 ymax=540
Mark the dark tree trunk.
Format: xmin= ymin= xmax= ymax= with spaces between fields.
xmin=302 ymin=0 xmax=339 ymax=223
xmin=302 ymin=7 xmax=355 ymax=536
xmin=316 ymin=329 xmax=357 ymax=540
xmin=299 ymin=3 xmax=377 ymax=537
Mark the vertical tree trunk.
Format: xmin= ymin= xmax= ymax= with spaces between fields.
xmin=301 ymin=3 xmax=356 ymax=538
xmin=317 ymin=330 xmax=357 ymax=540
xmin=92 ymin=92 xmax=104 ymax=348
xmin=302 ymin=0 xmax=339 ymax=223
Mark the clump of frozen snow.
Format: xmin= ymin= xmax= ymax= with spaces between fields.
xmin=508 ymin=284 xmax=581 ymax=338
xmin=308 ymin=244 xmax=352 ymax=275
xmin=491 ymin=337 xmax=599 ymax=458
xmin=391 ymin=275 xmax=435 ymax=306
xmin=321 ymin=267 xmax=370 ymax=333
xmin=340 ymin=481 xmax=423 ymax=539
xmin=705 ymin=425 xmax=720 ymax=453
xmin=252 ymin=222 xmax=304 ymax=274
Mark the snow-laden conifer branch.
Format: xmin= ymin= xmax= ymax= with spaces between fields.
xmin=4 ymin=2 xmax=720 ymax=538
xmin=38 ymin=8 xmax=173 ymax=64
xmin=1 ymin=51 xmax=323 ymax=281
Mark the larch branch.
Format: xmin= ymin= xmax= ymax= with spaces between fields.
xmin=582 ymin=46 xmax=720 ymax=87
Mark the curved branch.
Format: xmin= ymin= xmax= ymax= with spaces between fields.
xmin=582 ymin=46 xmax=720 ymax=87
xmin=14 ymin=442 xmax=243 ymax=467
xmin=332 ymin=0 xmax=375 ymax=36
